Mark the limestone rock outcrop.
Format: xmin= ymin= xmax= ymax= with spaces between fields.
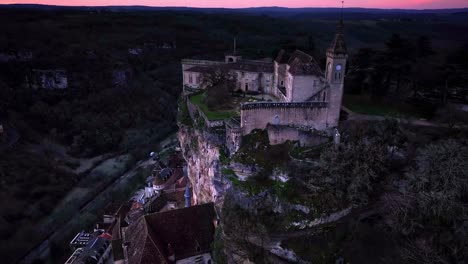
xmin=178 ymin=126 xmax=227 ymax=207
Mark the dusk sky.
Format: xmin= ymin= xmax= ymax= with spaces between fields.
xmin=0 ymin=0 xmax=467 ymax=9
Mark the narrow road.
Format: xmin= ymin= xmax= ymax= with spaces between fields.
xmin=18 ymin=157 xmax=155 ymax=264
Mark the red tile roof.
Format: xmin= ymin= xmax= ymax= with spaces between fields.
xmin=124 ymin=203 xmax=216 ymax=264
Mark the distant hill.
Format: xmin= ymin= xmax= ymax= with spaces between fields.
xmin=1 ymin=4 xmax=467 ymax=15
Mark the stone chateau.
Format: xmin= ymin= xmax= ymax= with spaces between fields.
xmin=181 ymin=20 xmax=347 ymax=153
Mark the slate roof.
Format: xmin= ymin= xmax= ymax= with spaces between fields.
xmin=124 ymin=203 xmax=216 ymax=264
xmin=185 ymin=66 xmax=214 ymax=73
xmin=226 ymin=61 xmax=273 ymax=73
xmin=186 ymin=60 xmax=273 ymax=74
xmin=327 ymin=20 xmax=347 ymax=55
xmin=144 ymin=188 xmax=186 ymax=214
xmin=275 ymin=49 xmax=324 ymax=76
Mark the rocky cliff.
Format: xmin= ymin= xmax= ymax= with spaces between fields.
xmin=177 ymin=114 xmax=417 ymax=263
xmin=178 ymin=125 xmax=227 ymax=207
xmin=177 ymin=122 xmax=355 ymax=263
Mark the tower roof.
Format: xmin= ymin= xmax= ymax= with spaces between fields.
xmin=327 ymin=20 xmax=347 ymax=55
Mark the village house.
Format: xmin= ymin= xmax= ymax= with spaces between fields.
xmin=66 ymin=231 xmax=112 ymax=264
xmin=181 ymin=20 xmax=348 ymax=151
xmin=119 ymin=203 xmax=217 ymax=264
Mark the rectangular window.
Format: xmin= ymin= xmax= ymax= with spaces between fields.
xmin=189 ymin=74 xmax=193 ymax=84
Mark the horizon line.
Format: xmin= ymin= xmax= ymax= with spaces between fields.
xmin=1 ymin=3 xmax=468 ymax=10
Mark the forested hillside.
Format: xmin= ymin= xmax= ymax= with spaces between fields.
xmin=0 ymin=6 xmax=467 ymax=263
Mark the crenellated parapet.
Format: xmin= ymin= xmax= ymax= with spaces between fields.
xmin=240 ymin=101 xmax=331 ymax=135
xmin=241 ymin=101 xmax=328 ymax=110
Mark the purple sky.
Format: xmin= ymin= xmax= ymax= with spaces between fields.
xmin=0 ymin=0 xmax=467 ymax=9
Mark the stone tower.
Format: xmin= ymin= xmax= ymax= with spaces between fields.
xmin=225 ymin=37 xmax=242 ymax=63
xmin=325 ymin=19 xmax=347 ymax=128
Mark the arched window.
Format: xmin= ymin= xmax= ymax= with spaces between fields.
xmin=273 ymin=115 xmax=280 ymax=125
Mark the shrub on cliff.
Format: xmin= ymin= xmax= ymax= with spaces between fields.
xmin=308 ymin=139 xmax=389 ymax=207
xmin=233 ymin=129 xmax=291 ymax=172
xmin=384 ymin=139 xmax=468 ymax=263
xmin=177 ymin=98 xmax=193 ymax=127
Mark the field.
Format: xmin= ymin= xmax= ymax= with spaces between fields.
xmin=343 ymin=94 xmax=428 ymax=118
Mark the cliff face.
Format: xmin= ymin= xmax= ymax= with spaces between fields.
xmin=178 ymin=125 xmax=227 ymax=206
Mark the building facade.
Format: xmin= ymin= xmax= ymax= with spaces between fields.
xmin=181 ymin=20 xmax=347 ymax=149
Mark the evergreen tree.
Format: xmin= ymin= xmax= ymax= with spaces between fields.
xmin=416 ymin=35 xmax=435 ymax=58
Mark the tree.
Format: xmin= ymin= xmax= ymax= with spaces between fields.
xmin=383 ymin=33 xmax=414 ymax=101
xmin=306 ymin=34 xmax=316 ymax=55
xmin=416 ymin=35 xmax=435 ymax=58
xmin=385 ymin=140 xmax=468 ymax=263
xmin=202 ymin=68 xmax=236 ymax=109
xmin=348 ymin=48 xmax=377 ymax=95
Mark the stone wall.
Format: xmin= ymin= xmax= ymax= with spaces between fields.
xmin=225 ymin=119 xmax=242 ymax=155
xmin=183 ymin=71 xmax=203 ymax=89
xmin=236 ymin=71 xmax=261 ymax=92
xmin=267 ymin=124 xmax=329 ymax=146
xmin=240 ymin=102 xmax=330 ymax=134
xmin=291 ymin=75 xmax=324 ymax=102
xmin=186 ymin=96 xmax=225 ymax=128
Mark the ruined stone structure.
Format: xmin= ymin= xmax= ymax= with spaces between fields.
xmin=181 ymin=20 xmax=347 ymax=150
xmin=30 ymin=69 xmax=68 ymax=89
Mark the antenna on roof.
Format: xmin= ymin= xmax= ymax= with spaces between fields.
xmin=341 ymin=1 xmax=344 ymax=21
xmin=339 ymin=1 xmax=344 ymax=32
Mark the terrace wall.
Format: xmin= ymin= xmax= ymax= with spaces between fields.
xmin=186 ymin=95 xmax=225 ymax=128
xmin=267 ymin=124 xmax=329 ymax=147
xmin=240 ymin=102 xmax=330 ymax=135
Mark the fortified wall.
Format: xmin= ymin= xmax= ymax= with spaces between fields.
xmin=240 ymin=102 xmax=330 ymax=135
xmin=267 ymin=124 xmax=329 ymax=147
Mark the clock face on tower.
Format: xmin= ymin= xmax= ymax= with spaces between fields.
xmin=336 ymin=64 xmax=342 ymax=71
